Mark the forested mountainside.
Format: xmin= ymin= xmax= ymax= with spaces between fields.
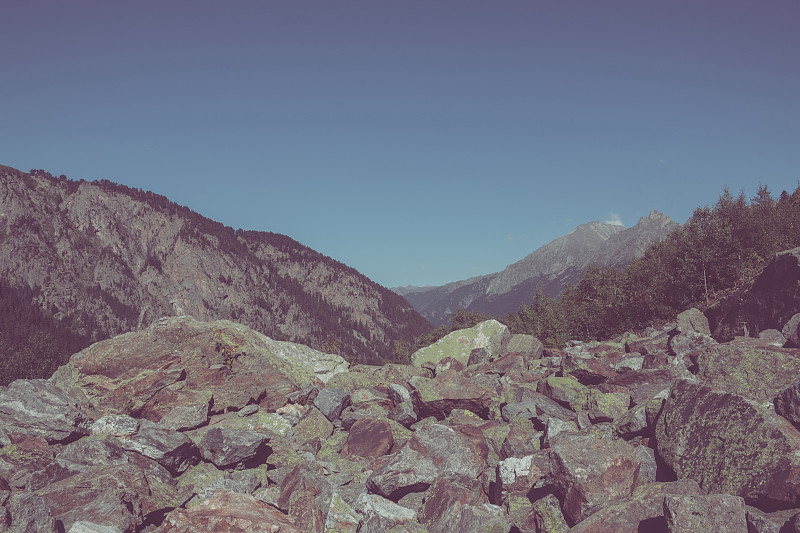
xmin=0 ymin=165 xmax=431 ymax=383
xmin=397 ymin=211 xmax=678 ymax=324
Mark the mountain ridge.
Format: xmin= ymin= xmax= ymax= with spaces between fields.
xmin=395 ymin=211 xmax=678 ymax=324
xmin=0 ymin=165 xmax=431 ymax=382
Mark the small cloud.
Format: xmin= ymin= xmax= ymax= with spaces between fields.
xmin=657 ymin=159 xmax=664 ymax=165
xmin=506 ymin=235 xmax=514 ymax=242
xmin=604 ymin=212 xmax=624 ymax=226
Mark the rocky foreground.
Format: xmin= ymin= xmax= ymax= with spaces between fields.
xmin=4 ymin=259 xmax=800 ymax=531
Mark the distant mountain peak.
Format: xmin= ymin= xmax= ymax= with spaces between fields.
xmin=400 ymin=213 xmax=678 ymax=324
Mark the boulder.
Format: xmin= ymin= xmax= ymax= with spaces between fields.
xmin=667 ymin=331 xmax=717 ymax=359
xmin=0 ymin=379 xmax=89 ymax=444
xmin=675 ymin=308 xmax=711 ymax=336
xmin=342 ymin=416 xmax=394 ymax=459
xmin=656 ymin=378 xmax=800 ymax=507
xmin=411 ymin=320 xmax=510 ymax=367
xmin=522 ymin=493 xmax=569 ymax=533
xmin=694 ymin=340 xmax=800 ymax=403
xmin=6 ymin=492 xmax=57 ymax=533
xmin=313 ymin=387 xmax=352 ymax=422
xmin=410 ymin=371 xmax=496 ymax=420
xmin=37 ymin=463 xmax=186 ymax=532
xmin=49 ymin=317 xmax=323 ymax=418
xmin=501 ymin=334 xmax=543 ymax=361
xmin=760 ymin=329 xmax=788 ymax=347
xmin=550 ymin=434 xmax=642 ymax=525
xmin=324 ymin=492 xmax=361 ymax=533
xmin=784 ymin=313 xmax=800 ymax=348
xmin=111 ymin=419 xmax=199 ymax=475
xmin=537 ymin=376 xmax=590 ymax=412
xmin=567 ymin=479 xmax=702 ymax=533
xmin=664 ymin=493 xmax=747 ymax=533
xmin=562 ymin=353 xmax=616 ymax=385
xmin=367 ymin=424 xmax=488 ymax=500
xmin=776 ymin=379 xmax=800 ymax=430
xmin=159 ymin=490 xmax=302 ymax=532
xmin=417 ymin=473 xmax=488 ymax=532
xmin=707 ymin=247 xmax=800 ymax=341
xmin=198 ymin=427 xmax=269 ymax=469
xmin=277 ymin=464 xmax=332 ymax=532
xmin=292 ymin=405 xmax=335 ymax=443
xmin=355 ymin=493 xmax=417 ymax=533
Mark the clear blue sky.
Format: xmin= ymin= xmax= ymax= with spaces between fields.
xmin=2 ymin=1 xmax=798 ymax=288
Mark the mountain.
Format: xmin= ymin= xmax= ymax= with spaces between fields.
xmin=0 ymin=165 xmax=431 ymax=382
xmin=395 ymin=211 xmax=678 ymax=324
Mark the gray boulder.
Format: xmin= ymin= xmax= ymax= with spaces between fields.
xmin=199 ymin=426 xmax=269 ymax=469
xmin=0 ymin=379 xmax=89 ymax=444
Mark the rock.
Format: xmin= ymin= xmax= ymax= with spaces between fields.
xmin=500 ymin=420 xmax=542 ymax=458
xmin=113 ymin=419 xmax=200 ymax=475
xmin=600 ymin=368 xmax=677 ymax=406
xmin=745 ymin=507 xmax=800 ymax=533
xmin=587 ymin=390 xmax=631 ymax=423
xmin=675 ymin=308 xmax=711 ymax=336
xmin=342 ymin=416 xmax=394 ymax=459
xmin=784 ymin=313 xmax=800 ymax=348
xmin=67 ymin=522 xmax=124 ymax=533
xmin=635 ymin=445 xmax=658 ymax=484
xmin=38 ymin=463 xmax=185 ymax=532
xmin=411 ymin=371 xmax=495 ymax=420
xmin=614 ymin=403 xmax=649 ymax=439
xmin=455 ymin=503 xmax=511 ymax=533
xmin=550 ymin=434 xmax=642 ymax=525
xmin=367 ymin=424 xmax=488 ymax=500
xmin=776 ymin=379 xmax=800 ymax=429
xmin=667 ymin=331 xmax=717 ymax=359
xmin=159 ymin=490 xmax=302 ymax=532
xmin=656 ymin=378 xmax=800 ymax=507
xmin=313 ymin=387 xmax=352 ymax=422
xmin=90 ymin=414 xmax=140 ymax=437
xmin=567 ymin=479 xmax=702 ymax=533
xmin=198 ymin=426 xmax=269 ymax=469
xmin=542 ymin=418 xmax=579 ymax=448
xmin=411 ymin=320 xmax=510 ymax=367
xmin=6 ymin=492 xmax=57 ymax=533
xmin=389 ymin=401 xmax=417 ymax=428
xmin=49 ymin=317 xmax=323 ymax=418
xmin=0 ymin=379 xmax=89 ymax=444
xmin=760 ymin=329 xmax=788 ymax=347
xmin=501 ymin=401 xmax=538 ymax=423
xmin=159 ymin=402 xmax=210 ymax=432
xmin=278 ymin=464 xmax=332 ymax=531
xmin=707 ymin=247 xmax=800 ymax=342
xmin=356 ymin=493 xmax=417 ymax=533
xmin=325 ymin=492 xmax=361 ymax=533
xmin=562 ymin=353 xmax=616 ymax=385
xmin=293 ymin=405 xmax=335 ymax=443
xmin=388 ymin=383 xmax=412 ymax=404
xmin=417 ymin=473 xmax=488 ymax=532
xmin=523 ymin=493 xmax=569 ymax=533
xmin=501 ymin=334 xmax=544 ymax=361
xmin=498 ymin=455 xmax=542 ymax=494
xmin=664 ymin=493 xmax=747 ymax=533
xmin=693 ymin=340 xmax=800 ymax=402
xmin=537 ymin=376 xmax=590 ymax=412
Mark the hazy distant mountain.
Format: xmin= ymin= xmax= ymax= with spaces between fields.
xmin=0 ymin=165 xmax=431 ymax=376
xmin=395 ymin=211 xmax=678 ymax=324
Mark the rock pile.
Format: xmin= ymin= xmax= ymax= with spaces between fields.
xmin=4 ymin=306 xmax=800 ymax=531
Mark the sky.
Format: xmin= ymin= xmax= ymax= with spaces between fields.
xmin=1 ymin=1 xmax=799 ymax=288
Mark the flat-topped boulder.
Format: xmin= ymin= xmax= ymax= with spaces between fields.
xmin=49 ymin=316 xmax=334 ymax=418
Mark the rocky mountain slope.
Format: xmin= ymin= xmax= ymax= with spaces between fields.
xmin=396 ymin=211 xmax=679 ymax=324
xmin=0 ymin=165 xmax=431 ymax=379
xmin=2 ymin=247 xmax=800 ymax=532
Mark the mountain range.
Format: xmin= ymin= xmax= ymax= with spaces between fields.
xmin=0 ymin=165 xmax=431 ymax=382
xmin=394 ymin=211 xmax=679 ymax=324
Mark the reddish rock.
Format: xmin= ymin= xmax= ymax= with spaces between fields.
xmin=343 ymin=416 xmax=394 ymax=459
xmin=664 ymin=493 xmax=747 ymax=533
xmin=417 ymin=474 xmax=489 ymax=532
xmin=411 ymin=370 xmax=496 ymax=420
xmin=278 ymin=464 xmax=332 ymax=532
xmin=159 ymin=490 xmax=302 ymax=532
xmin=562 ymin=353 xmax=617 ymax=385
xmin=367 ymin=424 xmax=488 ymax=500
xmin=568 ymin=479 xmax=702 ymax=533
xmin=550 ymin=435 xmax=642 ymax=525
